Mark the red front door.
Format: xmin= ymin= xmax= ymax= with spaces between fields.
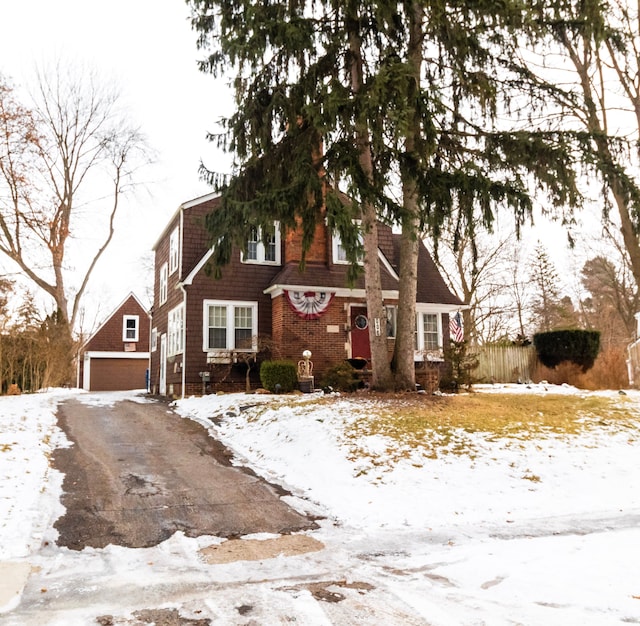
xmin=350 ymin=306 xmax=371 ymax=361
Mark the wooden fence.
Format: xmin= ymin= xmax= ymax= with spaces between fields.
xmin=473 ymin=345 xmax=538 ymax=384
xmin=627 ymin=339 xmax=640 ymax=387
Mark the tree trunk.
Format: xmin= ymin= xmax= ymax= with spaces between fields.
xmin=393 ymin=1 xmax=424 ymax=390
xmin=348 ymin=17 xmax=394 ymax=391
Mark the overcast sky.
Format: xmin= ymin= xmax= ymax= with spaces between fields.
xmin=0 ymin=1 xmax=598 ymax=333
xmin=0 ymin=0 xmax=232 ymax=329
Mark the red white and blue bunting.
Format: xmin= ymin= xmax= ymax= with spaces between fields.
xmin=285 ymin=290 xmax=334 ymax=320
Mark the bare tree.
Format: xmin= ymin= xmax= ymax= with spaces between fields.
xmin=0 ymin=66 xmax=147 ymax=331
xmin=521 ymin=2 xmax=640 ymax=291
xmin=427 ymin=224 xmax=517 ymax=345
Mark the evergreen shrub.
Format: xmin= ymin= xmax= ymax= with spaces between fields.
xmin=259 ymin=360 xmax=299 ymax=392
xmin=441 ymin=340 xmax=479 ymax=392
xmin=319 ymin=362 xmax=361 ymax=392
xmin=533 ymin=329 xmax=600 ymax=372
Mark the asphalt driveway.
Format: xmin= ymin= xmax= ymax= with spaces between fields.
xmin=52 ymin=395 xmax=316 ymax=550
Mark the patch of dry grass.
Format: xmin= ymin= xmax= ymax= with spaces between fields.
xmin=337 ymin=392 xmax=640 ymax=465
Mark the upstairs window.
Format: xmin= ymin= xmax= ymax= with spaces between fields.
xmin=242 ymin=222 xmax=280 ymax=264
xmin=123 ymin=315 xmax=139 ymax=342
xmin=159 ymin=262 xmax=168 ymax=305
xmin=332 ymin=223 xmax=364 ymax=265
xmin=169 ymin=227 xmax=179 ymax=274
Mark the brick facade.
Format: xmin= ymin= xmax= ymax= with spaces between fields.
xmin=149 ymin=192 xmax=462 ymax=397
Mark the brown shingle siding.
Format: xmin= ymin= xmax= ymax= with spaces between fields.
xmin=150 ymin=191 xmax=462 ymax=396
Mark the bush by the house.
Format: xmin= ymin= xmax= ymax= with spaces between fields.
xmin=533 ymin=329 xmax=601 ymax=372
xmin=440 ymin=340 xmax=479 ymax=392
xmin=319 ymin=362 xmax=362 ymax=392
xmin=260 ymin=360 xmax=299 ymax=392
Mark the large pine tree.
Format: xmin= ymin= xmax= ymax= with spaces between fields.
xmin=186 ymin=0 xmax=583 ymax=390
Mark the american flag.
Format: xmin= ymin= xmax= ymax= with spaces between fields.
xmin=449 ymin=311 xmax=464 ymax=342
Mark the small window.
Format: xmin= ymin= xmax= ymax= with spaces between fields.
xmin=169 ymin=227 xmax=179 ymax=274
xmin=242 ymin=222 xmax=281 ymax=265
xmin=159 ymin=263 xmax=168 ymax=305
xmin=123 ymin=315 xmax=139 ymax=342
xmin=151 ymin=327 xmax=158 ymax=352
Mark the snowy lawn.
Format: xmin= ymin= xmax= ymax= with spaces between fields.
xmin=1 ymin=383 xmax=639 ymax=624
xmin=177 ymin=386 xmax=640 ymax=533
xmin=177 ymin=384 xmax=640 ymax=623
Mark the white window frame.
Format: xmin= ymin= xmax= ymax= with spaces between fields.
xmin=169 ymin=227 xmax=180 ymax=275
xmin=332 ymin=222 xmax=363 ymax=265
xmin=167 ymin=304 xmax=184 ymax=356
xmin=151 ymin=327 xmax=158 ymax=352
xmin=122 ymin=315 xmax=139 ymax=342
xmin=241 ymin=222 xmax=281 ymax=265
xmin=202 ymin=300 xmax=258 ymax=353
xmin=414 ymin=309 xmax=444 ymax=360
xmin=159 ymin=262 xmax=168 ymax=305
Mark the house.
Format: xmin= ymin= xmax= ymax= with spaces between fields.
xmin=149 ymin=191 xmax=463 ymax=397
xmin=77 ymin=293 xmax=151 ymax=391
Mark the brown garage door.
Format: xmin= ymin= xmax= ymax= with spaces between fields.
xmin=89 ymin=358 xmax=148 ymax=391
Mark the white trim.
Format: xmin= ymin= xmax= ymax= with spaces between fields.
xmin=82 ymin=354 xmax=90 ymax=390
xmin=180 ymin=190 xmax=219 ymax=209
xmin=167 ymin=303 xmax=185 ymax=356
xmin=85 ymin=351 xmax=150 ymax=359
xmin=169 ymin=226 xmax=180 ymax=275
xmin=159 ymin=262 xmax=168 ymax=304
xmin=179 ymin=284 xmax=187 ymax=399
xmin=179 ymin=210 xmax=184 ymax=278
xmin=241 ymin=222 xmax=281 ymax=265
xmin=183 ymin=247 xmax=215 ymax=286
xmin=151 ymin=192 xmax=219 ymax=251
xmin=414 ymin=311 xmax=444 ymax=361
xmin=122 ymin=315 xmax=140 ymax=342
xmin=378 ymin=249 xmax=399 ymax=280
xmin=159 ymin=334 xmax=167 ymax=395
xmin=332 ymin=221 xmax=363 ymax=265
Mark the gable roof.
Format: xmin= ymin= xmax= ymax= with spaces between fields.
xmin=80 ymin=292 xmax=150 ymax=350
xmin=166 ymin=191 xmax=462 ymax=308
xmin=151 ymin=191 xmax=219 ymax=253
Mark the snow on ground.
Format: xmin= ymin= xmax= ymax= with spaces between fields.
xmin=1 ymin=384 xmax=640 ymax=624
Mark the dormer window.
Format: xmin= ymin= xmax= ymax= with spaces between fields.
xmin=332 ymin=222 xmax=364 ymax=265
xmin=123 ymin=315 xmax=139 ymax=342
xmin=242 ymin=222 xmax=280 ymax=265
